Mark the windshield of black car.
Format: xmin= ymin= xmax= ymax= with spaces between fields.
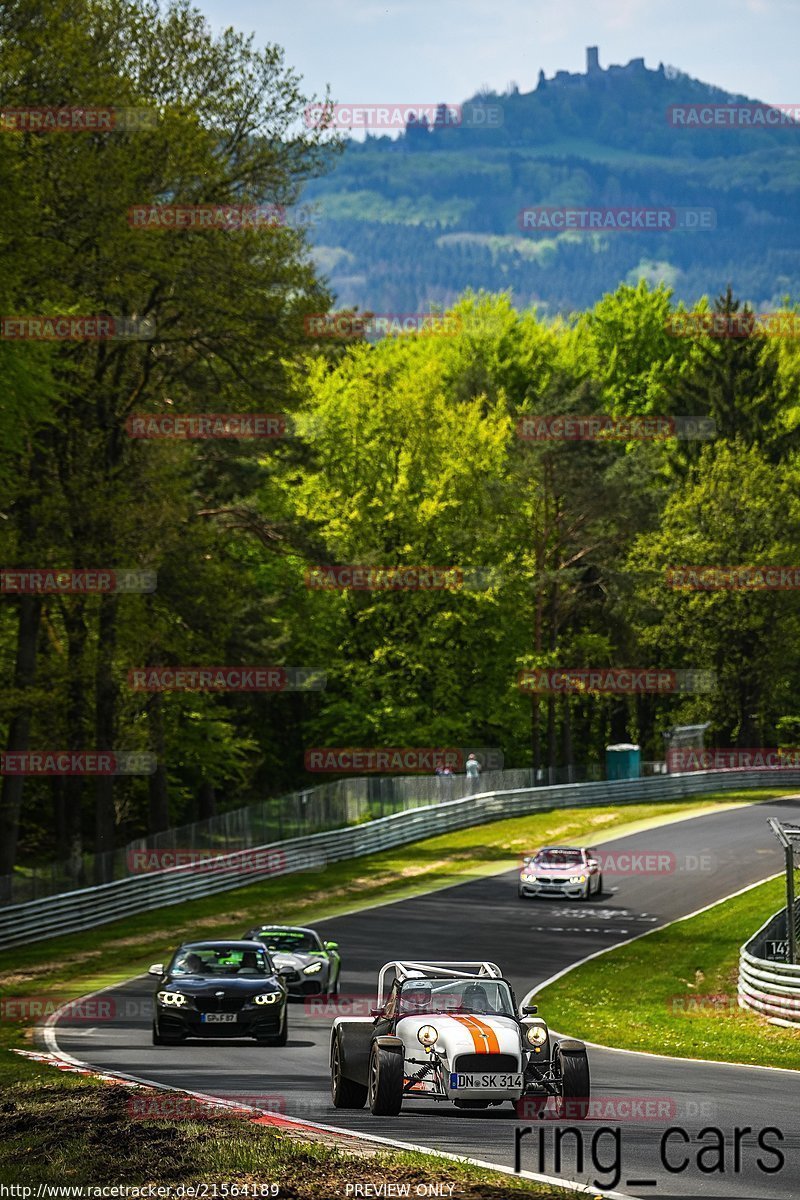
xmin=397 ymin=978 xmax=515 ymax=1017
xmin=534 ymin=850 xmax=583 ymax=867
xmin=170 ymin=946 xmax=272 ymax=976
xmin=254 ymin=930 xmax=321 ymax=953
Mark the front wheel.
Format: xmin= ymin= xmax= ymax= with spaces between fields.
xmin=554 ymin=1046 xmax=590 ymax=1119
xmin=152 ymin=1020 xmax=183 ymax=1046
xmin=368 ymin=1044 xmax=404 ymax=1116
xmin=331 ymin=1037 xmax=368 ymax=1109
xmin=257 ymin=1013 xmax=288 ymax=1046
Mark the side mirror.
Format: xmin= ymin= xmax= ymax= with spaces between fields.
xmin=148 ymin=963 xmax=164 ymax=977
xmin=324 ymin=941 xmax=339 ymax=951
xmin=370 ymin=1007 xmax=383 ymax=1018
xmin=522 ymin=1004 xmax=538 ymax=1015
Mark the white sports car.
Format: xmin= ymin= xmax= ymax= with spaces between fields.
xmin=518 ymin=846 xmax=603 ymax=900
xmin=330 ymin=960 xmax=590 ymax=1117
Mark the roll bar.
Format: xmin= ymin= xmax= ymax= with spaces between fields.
xmin=376 ymin=960 xmax=503 ymax=1003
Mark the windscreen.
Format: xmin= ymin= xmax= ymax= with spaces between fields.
xmin=398 ymin=977 xmax=515 ymax=1017
xmin=254 ymin=930 xmax=321 ymax=953
xmin=170 ymin=945 xmax=273 ymax=976
xmin=534 ymin=849 xmax=584 ymax=867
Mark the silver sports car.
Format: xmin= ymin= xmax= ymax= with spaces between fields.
xmin=518 ymin=846 xmax=603 ymax=900
xmin=241 ymin=924 xmax=341 ymax=997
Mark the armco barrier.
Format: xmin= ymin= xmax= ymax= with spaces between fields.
xmin=739 ymin=904 xmax=800 ymax=1024
xmin=1 ymin=768 xmax=798 ymax=949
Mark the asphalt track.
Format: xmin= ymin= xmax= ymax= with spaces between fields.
xmin=53 ymin=796 xmax=800 ymax=1199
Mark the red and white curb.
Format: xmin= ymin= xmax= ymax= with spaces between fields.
xmin=23 ymin=986 xmax=627 ymax=1199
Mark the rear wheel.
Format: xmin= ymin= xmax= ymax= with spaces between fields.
xmin=554 ymin=1046 xmax=590 ymax=1119
xmin=368 ymin=1044 xmax=404 ymax=1116
xmin=331 ymin=1037 xmax=368 ymax=1109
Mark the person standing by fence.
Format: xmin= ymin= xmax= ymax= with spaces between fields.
xmin=465 ymin=752 xmax=481 ymax=794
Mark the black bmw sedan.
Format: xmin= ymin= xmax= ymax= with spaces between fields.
xmin=149 ymin=940 xmax=287 ymax=1046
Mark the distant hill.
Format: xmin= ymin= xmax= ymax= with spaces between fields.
xmin=301 ymin=48 xmax=800 ymax=314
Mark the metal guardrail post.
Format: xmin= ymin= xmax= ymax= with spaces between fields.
xmin=768 ymin=817 xmax=799 ymax=964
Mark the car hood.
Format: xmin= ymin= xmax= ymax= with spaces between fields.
xmin=270 ymin=951 xmax=323 ymax=970
xmin=159 ymin=976 xmax=281 ymax=996
xmin=396 ymin=1013 xmax=522 ymax=1060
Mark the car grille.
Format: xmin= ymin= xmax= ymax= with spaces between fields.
xmin=537 ymin=876 xmax=567 ymax=884
xmin=454 ymin=1053 xmax=519 ymax=1072
xmin=194 ymin=996 xmax=246 ymax=1014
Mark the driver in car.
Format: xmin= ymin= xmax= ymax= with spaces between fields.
xmin=400 ymin=983 xmax=433 ymax=1014
xmin=460 ymin=983 xmax=490 ymax=1013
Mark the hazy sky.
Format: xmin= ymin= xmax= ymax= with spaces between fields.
xmin=195 ymin=0 xmax=798 ymax=111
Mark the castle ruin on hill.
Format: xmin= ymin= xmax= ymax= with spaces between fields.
xmin=536 ymin=47 xmax=665 ymax=90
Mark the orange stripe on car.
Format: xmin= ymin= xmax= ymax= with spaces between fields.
xmin=451 ymin=1016 xmax=484 ymax=1052
xmin=465 ymin=1015 xmax=500 ymax=1054
xmin=452 ymin=1015 xmax=500 ymax=1054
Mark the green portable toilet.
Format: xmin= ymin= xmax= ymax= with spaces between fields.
xmin=606 ymin=743 xmax=641 ymax=780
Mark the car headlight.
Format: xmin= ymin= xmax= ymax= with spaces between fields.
xmin=417 ymin=1025 xmax=438 ymax=1047
xmin=568 ymin=875 xmax=587 ymax=883
xmin=520 ymin=873 xmax=534 ymax=882
xmin=303 ymin=961 xmax=324 ymax=975
xmin=526 ymin=1024 xmax=548 ymax=1046
xmin=254 ymin=992 xmax=282 ymax=1005
xmin=157 ymin=991 xmax=189 ymax=1007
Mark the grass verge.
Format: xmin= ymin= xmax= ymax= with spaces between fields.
xmin=534 ymin=873 xmax=800 ymax=1070
xmin=0 ymin=1077 xmax=576 ymax=1196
